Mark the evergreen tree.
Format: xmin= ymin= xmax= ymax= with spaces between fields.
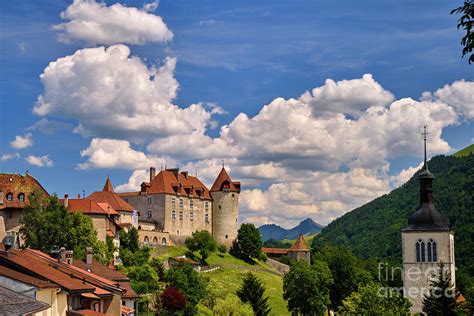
xmin=422 ymin=263 xmax=457 ymax=316
xmin=237 ymin=272 xmax=271 ymax=316
xmin=237 ymin=223 xmax=263 ymax=260
xmin=119 ymin=226 xmax=139 ymax=252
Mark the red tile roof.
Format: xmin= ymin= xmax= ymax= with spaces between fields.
xmin=210 ymin=167 xmax=240 ymax=193
xmin=121 ymin=305 xmax=135 ymax=315
xmin=131 ymin=169 xmax=212 ymax=200
xmin=61 ymin=198 xmax=118 ymax=216
xmin=262 ymin=247 xmax=289 ymax=255
xmin=87 ymin=178 xmax=134 ymax=213
xmin=0 ymin=265 xmax=59 ymax=289
xmin=288 ymin=235 xmax=309 ymax=251
xmin=0 ymin=173 xmax=49 ymax=210
xmin=0 ymin=249 xmax=95 ymax=293
xmin=76 ymin=309 xmax=107 ymax=316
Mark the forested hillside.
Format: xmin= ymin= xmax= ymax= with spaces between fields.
xmin=313 ymin=153 xmax=474 ymax=288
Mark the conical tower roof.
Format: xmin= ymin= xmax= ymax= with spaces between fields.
xmin=88 ymin=177 xmax=134 ymax=212
xmin=288 ymin=235 xmax=309 ymax=251
xmin=103 ymin=177 xmax=114 ymax=192
xmin=210 ymin=167 xmax=240 ymax=193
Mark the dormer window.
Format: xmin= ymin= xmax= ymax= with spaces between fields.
xmin=18 ymin=193 xmax=25 ymax=202
xmin=6 ymin=193 xmax=13 ymax=201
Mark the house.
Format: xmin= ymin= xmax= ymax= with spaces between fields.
xmin=0 ymin=247 xmax=125 ymax=315
xmin=0 ymin=173 xmax=49 ymax=244
xmin=262 ymin=235 xmax=311 ymax=264
xmin=166 ymin=256 xmax=201 ymax=271
xmin=0 ymin=286 xmax=50 ymax=315
xmin=72 ymin=247 xmax=139 ymax=315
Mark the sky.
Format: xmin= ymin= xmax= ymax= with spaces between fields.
xmin=0 ymin=0 xmax=473 ymax=228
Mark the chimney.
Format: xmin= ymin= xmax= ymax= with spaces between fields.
xmin=150 ymin=167 xmax=156 ymax=182
xmin=181 ymin=171 xmax=189 ymax=179
xmin=65 ymin=250 xmax=73 ymax=264
xmin=86 ymin=247 xmax=93 ymax=268
xmin=167 ymin=168 xmax=179 ymax=178
xmin=77 ymin=193 xmax=81 ymax=198
xmin=64 ymin=194 xmax=69 ymax=208
xmin=59 ymin=247 xmax=66 ymax=262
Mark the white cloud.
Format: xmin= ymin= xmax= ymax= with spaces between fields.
xmin=10 ymin=133 xmax=33 ymax=149
xmin=52 ymin=0 xmax=172 ymax=45
xmin=27 ymin=118 xmax=71 ymax=134
xmin=34 ymin=45 xmax=217 ymax=141
xmin=0 ymin=153 xmax=20 ymax=162
xmin=78 ymin=138 xmax=174 ymax=170
xmin=26 ymin=155 xmax=53 ymax=167
xmin=431 ymin=80 xmax=474 ymax=119
xmin=143 ymin=1 xmax=159 ymax=12
xmin=115 ymin=169 xmax=149 ymax=192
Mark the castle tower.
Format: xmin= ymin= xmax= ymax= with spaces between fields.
xmin=210 ymin=166 xmax=240 ymax=248
xmin=401 ymin=127 xmax=455 ymax=313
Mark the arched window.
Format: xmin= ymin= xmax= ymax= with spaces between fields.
xmin=18 ymin=193 xmax=25 ymax=202
xmin=153 ymin=237 xmax=158 ymax=245
xmin=6 ymin=193 xmax=13 ymax=201
xmin=144 ymin=236 xmax=149 ymax=245
xmin=427 ymin=239 xmax=437 ymax=262
xmin=162 ymin=238 xmax=167 ymax=246
xmin=147 ymin=210 xmax=152 ymax=218
xmin=416 ymin=239 xmax=425 ymax=262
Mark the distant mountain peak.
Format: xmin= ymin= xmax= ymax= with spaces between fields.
xmin=258 ymin=217 xmax=324 ymax=241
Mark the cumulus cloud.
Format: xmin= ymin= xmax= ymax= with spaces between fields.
xmin=26 ymin=155 xmax=53 ymax=167
xmin=431 ymin=80 xmax=474 ymax=119
xmin=27 ymin=118 xmax=71 ymax=134
xmin=52 ymin=0 xmax=172 ymax=45
xmin=78 ymin=138 xmax=175 ymax=170
xmin=10 ymin=133 xmax=33 ymax=149
xmin=115 ymin=169 xmax=149 ymax=192
xmin=34 ymin=45 xmax=217 ymax=140
xmin=0 ymin=153 xmax=20 ymax=162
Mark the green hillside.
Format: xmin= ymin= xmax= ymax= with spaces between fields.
xmin=453 ymin=143 xmax=474 ymax=157
xmin=153 ymin=247 xmax=289 ymax=315
xmin=313 ymin=154 xmax=474 ymax=285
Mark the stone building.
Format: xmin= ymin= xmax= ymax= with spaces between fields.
xmin=0 ymin=173 xmax=49 ymax=245
xmin=262 ymin=234 xmax=311 ymax=264
xmin=402 ymin=139 xmax=455 ymax=314
xmin=119 ymin=166 xmax=240 ymax=247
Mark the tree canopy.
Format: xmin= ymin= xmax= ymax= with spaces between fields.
xmin=451 ymin=0 xmax=474 ymax=64
xmin=185 ymin=230 xmax=217 ymax=264
xmin=236 ymin=223 xmax=263 ymax=260
xmin=283 ymin=260 xmax=333 ymax=315
xmin=237 ymin=272 xmax=271 ymax=316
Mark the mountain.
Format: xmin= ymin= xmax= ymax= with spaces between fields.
xmin=313 ymin=152 xmax=474 ymax=291
xmin=453 ymin=143 xmax=474 ymax=157
xmin=259 ymin=218 xmax=324 ymax=241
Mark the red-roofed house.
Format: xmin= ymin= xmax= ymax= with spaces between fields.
xmin=118 ymin=166 xmax=241 ymax=247
xmin=0 ymin=173 xmax=49 ymax=245
xmin=262 ymin=235 xmax=311 ymax=264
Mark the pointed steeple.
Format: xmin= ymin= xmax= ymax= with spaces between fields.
xmin=210 ymin=166 xmax=240 ymax=193
xmin=404 ymin=126 xmax=449 ymax=231
xmin=289 ymin=234 xmax=309 ymax=251
xmin=103 ymin=177 xmax=114 ymax=192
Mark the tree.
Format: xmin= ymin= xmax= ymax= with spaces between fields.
xmin=21 ymin=195 xmax=101 ymax=260
xmin=213 ymin=295 xmax=253 ymax=316
xmin=451 ymin=1 xmax=474 ymax=64
xmin=126 ymin=263 xmax=160 ymax=294
xmin=119 ymin=226 xmax=139 ymax=252
xmin=161 ymin=286 xmax=187 ymax=315
xmin=313 ymin=245 xmax=372 ymax=309
xmin=422 ymin=263 xmax=458 ymax=315
xmin=185 ymin=230 xmax=217 ymax=264
xmin=164 ymin=263 xmax=208 ymax=315
xmin=237 ymin=223 xmax=263 ymax=260
xmin=338 ymin=282 xmax=411 ymax=314
xmin=283 ymin=260 xmax=333 ymax=315
xmin=237 ymin=273 xmax=271 ymax=316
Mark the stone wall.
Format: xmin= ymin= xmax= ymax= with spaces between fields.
xmin=138 ymin=230 xmax=171 ymax=247
xmin=211 ymin=191 xmax=239 ymax=247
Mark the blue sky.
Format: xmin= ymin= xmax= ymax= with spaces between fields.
xmin=1 ymin=0 xmax=472 ymax=227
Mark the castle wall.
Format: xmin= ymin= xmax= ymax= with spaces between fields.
xmin=211 ymin=191 xmax=239 ymax=247
xmin=90 ymin=215 xmax=107 ymax=242
xmin=123 ymin=194 xmax=166 ymax=230
xmin=402 ymin=231 xmax=455 ymax=314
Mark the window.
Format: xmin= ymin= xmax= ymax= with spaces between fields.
xmin=144 ymin=236 xmax=149 ymax=245
xmin=205 ymin=213 xmax=209 ymax=223
xmin=179 ymin=199 xmax=183 ymax=209
xmin=6 ymin=193 xmax=13 ymax=201
xmin=205 ymin=201 xmax=209 ymax=212
xmin=172 ymin=198 xmax=176 ymax=209
xmin=218 ymin=205 xmax=222 ymax=210
xmin=427 ymin=239 xmax=437 ymax=262
xmin=190 ymin=211 xmax=194 ymax=221
xmin=172 ymin=209 xmax=176 ymax=220
xmin=147 ymin=197 xmax=152 ymax=205
xmin=18 ymin=193 xmax=25 ymax=202
xmin=153 ymin=237 xmax=158 ymax=245
xmin=190 ymin=199 xmax=194 ymax=209
xmin=147 ymin=210 xmax=152 ymax=218
xmin=162 ymin=238 xmax=167 ymax=246
xmin=179 ymin=211 xmax=183 ymax=220
xmin=416 ymin=239 xmax=425 ymax=262
xmin=225 ymin=235 xmax=228 ymax=239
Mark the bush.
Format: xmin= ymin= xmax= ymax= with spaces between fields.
xmin=218 ymin=243 xmax=227 ymax=253
xmin=160 ymin=286 xmax=187 ymax=314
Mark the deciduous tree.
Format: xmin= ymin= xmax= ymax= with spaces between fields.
xmin=237 ymin=223 xmax=263 ymax=260
xmin=185 ymin=230 xmax=217 ymax=264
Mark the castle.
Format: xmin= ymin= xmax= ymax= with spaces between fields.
xmin=119 ymin=166 xmax=241 ymax=248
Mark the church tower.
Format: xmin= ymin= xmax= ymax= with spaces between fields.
xmin=210 ymin=166 xmax=240 ymax=248
xmin=401 ymin=127 xmax=455 ymax=313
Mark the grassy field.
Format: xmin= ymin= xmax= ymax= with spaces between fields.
xmin=153 ymin=247 xmax=290 ymax=315
xmin=453 ymin=143 xmax=474 ymax=157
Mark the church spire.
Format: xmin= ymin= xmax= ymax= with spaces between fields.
xmin=422 ymin=125 xmax=429 ymax=172
xmin=103 ymin=176 xmax=114 ymax=192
